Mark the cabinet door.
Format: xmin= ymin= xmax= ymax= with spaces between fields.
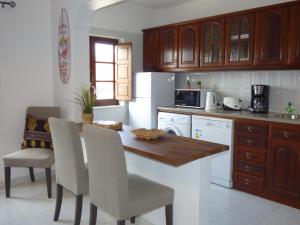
xmin=269 ymin=140 xmax=300 ymax=198
xmin=255 ymin=7 xmax=288 ymax=66
xmin=225 ymin=14 xmax=254 ymax=68
xmin=288 ymin=3 xmax=300 ymax=66
xmin=178 ymin=23 xmax=199 ymax=68
xmin=200 ymin=19 xmax=225 ymax=68
xmin=159 ymin=27 xmax=178 ymax=69
xmin=143 ymin=30 xmax=159 ymax=72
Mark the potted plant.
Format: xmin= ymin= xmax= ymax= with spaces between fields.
xmin=74 ymin=84 xmax=96 ymax=125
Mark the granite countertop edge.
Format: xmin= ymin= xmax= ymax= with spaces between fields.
xmin=157 ymin=106 xmax=300 ymax=125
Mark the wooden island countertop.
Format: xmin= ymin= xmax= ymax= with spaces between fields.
xmin=118 ymin=126 xmax=228 ymax=167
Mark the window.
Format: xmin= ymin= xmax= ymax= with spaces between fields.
xmin=90 ymin=36 xmax=132 ymax=106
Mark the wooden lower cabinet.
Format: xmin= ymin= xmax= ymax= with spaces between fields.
xmin=269 ymin=140 xmax=300 ymax=199
xmin=233 ymin=120 xmax=300 ymax=209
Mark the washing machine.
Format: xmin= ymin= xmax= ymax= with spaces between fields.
xmin=157 ymin=112 xmax=191 ymax=138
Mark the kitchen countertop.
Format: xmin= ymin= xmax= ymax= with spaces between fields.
xmin=157 ymin=106 xmax=300 ymax=125
xmin=120 ymin=125 xmax=228 ymax=167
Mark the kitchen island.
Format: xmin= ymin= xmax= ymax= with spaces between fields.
xmin=115 ymin=126 xmax=228 ymax=225
xmin=81 ymin=125 xmax=228 ymax=225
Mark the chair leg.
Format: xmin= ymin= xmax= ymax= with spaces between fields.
xmin=165 ymin=204 xmax=173 ymax=225
xmin=29 ymin=167 xmax=35 ymax=182
xmin=130 ymin=217 xmax=136 ymax=223
xmin=117 ymin=220 xmax=125 ymax=225
xmin=74 ymin=195 xmax=83 ymax=225
xmin=54 ymin=184 xmax=63 ymax=221
xmin=89 ymin=203 xmax=97 ymax=225
xmin=45 ymin=168 xmax=52 ymax=198
xmin=4 ymin=167 xmax=11 ymax=198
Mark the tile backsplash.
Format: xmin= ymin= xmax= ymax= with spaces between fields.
xmin=175 ymin=71 xmax=300 ymax=113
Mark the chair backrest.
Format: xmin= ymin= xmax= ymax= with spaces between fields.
xmin=27 ymin=106 xmax=60 ymax=118
xmin=49 ymin=118 xmax=87 ymax=195
xmin=83 ymin=125 xmax=129 ymax=218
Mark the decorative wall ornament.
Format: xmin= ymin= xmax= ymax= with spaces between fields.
xmin=58 ymin=8 xmax=71 ymax=84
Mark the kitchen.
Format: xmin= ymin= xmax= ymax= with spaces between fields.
xmin=1 ymin=0 xmax=300 ymax=225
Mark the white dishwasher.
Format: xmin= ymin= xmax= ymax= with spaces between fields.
xmin=192 ymin=115 xmax=234 ymax=188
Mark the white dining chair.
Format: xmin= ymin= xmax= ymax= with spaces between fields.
xmin=49 ymin=118 xmax=88 ymax=225
xmin=83 ymin=125 xmax=174 ymax=225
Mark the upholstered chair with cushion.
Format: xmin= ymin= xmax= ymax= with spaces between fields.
xmin=83 ymin=125 xmax=174 ymax=225
xmin=2 ymin=106 xmax=60 ymax=198
xmin=48 ymin=118 xmax=88 ymax=225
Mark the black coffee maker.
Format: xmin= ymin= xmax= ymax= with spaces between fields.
xmin=250 ymin=85 xmax=269 ymax=113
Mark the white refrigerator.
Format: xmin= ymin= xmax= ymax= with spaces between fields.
xmin=129 ymin=72 xmax=175 ymax=129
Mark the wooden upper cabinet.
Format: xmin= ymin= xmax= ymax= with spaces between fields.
xmin=269 ymin=140 xmax=300 ymax=199
xmin=255 ymin=7 xmax=288 ymax=67
xmin=143 ymin=30 xmax=159 ymax=72
xmin=225 ymin=14 xmax=255 ymax=67
xmin=178 ymin=23 xmax=200 ymax=68
xmin=288 ymin=3 xmax=300 ymax=67
xmin=200 ymin=18 xmax=225 ymax=68
xmin=159 ymin=27 xmax=178 ymax=69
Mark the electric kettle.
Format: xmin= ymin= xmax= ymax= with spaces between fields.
xmin=205 ymin=91 xmax=219 ymax=110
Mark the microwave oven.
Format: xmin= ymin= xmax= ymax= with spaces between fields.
xmin=175 ymin=89 xmax=208 ymax=108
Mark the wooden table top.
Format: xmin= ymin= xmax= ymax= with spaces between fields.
xmin=119 ymin=126 xmax=229 ymax=167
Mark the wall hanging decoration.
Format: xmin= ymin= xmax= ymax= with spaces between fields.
xmin=58 ymin=8 xmax=71 ymax=84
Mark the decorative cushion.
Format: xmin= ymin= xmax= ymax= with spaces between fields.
xmin=21 ymin=114 xmax=53 ymax=150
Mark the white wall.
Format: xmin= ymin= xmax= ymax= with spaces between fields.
xmin=176 ymin=71 xmax=300 ymax=113
xmin=91 ymin=2 xmax=155 ymax=34
xmin=153 ymin=0 xmax=293 ymax=27
xmin=0 ymin=0 xmax=54 ymax=182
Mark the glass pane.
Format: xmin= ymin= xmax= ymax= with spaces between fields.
xmin=96 ymin=82 xmax=114 ymax=100
xmin=240 ymin=39 xmax=249 ymax=61
xmin=212 ymin=44 xmax=220 ymax=63
xmin=95 ymin=43 xmax=114 ymax=62
xmin=204 ymin=44 xmax=211 ymax=63
xmin=96 ymin=63 xmax=113 ymax=81
xmin=230 ymin=19 xmax=239 ymax=40
xmin=230 ymin=40 xmax=239 ymax=62
xmin=203 ymin=24 xmax=211 ymax=44
xmin=213 ymin=22 xmax=221 ymax=42
xmin=240 ymin=17 xmax=250 ymax=38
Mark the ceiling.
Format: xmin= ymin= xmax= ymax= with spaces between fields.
xmin=126 ymin=0 xmax=195 ymax=9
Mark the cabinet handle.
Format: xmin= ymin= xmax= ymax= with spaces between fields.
xmin=244 ymin=165 xmax=252 ymax=172
xmin=283 ymin=131 xmax=292 ymax=138
xmin=244 ymin=178 xmax=250 ymax=185
xmin=245 ymin=152 xmax=256 ymax=159
xmin=246 ymin=139 xmax=254 ymax=145
xmin=246 ymin=126 xmax=255 ymax=132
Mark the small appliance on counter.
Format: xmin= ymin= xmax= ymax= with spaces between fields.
xmin=223 ymin=97 xmax=243 ymax=111
xmin=205 ymin=91 xmax=220 ymax=110
xmin=250 ymin=84 xmax=269 ymax=113
xmin=174 ymin=89 xmax=208 ymax=108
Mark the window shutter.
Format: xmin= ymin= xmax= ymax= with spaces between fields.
xmin=115 ymin=43 xmax=132 ymax=101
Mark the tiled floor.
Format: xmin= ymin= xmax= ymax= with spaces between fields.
xmin=0 ymin=179 xmax=299 ymax=225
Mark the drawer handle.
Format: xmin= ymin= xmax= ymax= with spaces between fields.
xmin=246 ymin=139 xmax=254 ymax=145
xmin=283 ymin=131 xmax=292 ymax=138
xmin=245 ymin=152 xmax=256 ymax=159
xmin=246 ymin=126 xmax=255 ymax=132
xmin=244 ymin=178 xmax=250 ymax=185
xmin=244 ymin=165 xmax=252 ymax=172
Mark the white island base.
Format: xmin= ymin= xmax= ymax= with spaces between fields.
xmin=125 ymin=151 xmax=212 ymax=225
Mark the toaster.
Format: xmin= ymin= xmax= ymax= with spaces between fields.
xmin=223 ymin=97 xmax=243 ymax=110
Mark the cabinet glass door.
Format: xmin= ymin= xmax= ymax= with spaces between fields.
xmin=226 ymin=14 xmax=254 ymax=67
xmin=201 ymin=19 xmax=224 ymax=67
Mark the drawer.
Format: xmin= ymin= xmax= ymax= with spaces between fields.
xmin=236 ymin=135 xmax=267 ymax=149
xmin=271 ymin=124 xmax=300 ymax=142
xmin=236 ymin=147 xmax=267 ymax=164
xmin=235 ymin=161 xmax=265 ymax=177
xmin=234 ymin=173 xmax=264 ymax=192
xmin=236 ymin=121 xmax=269 ymax=136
